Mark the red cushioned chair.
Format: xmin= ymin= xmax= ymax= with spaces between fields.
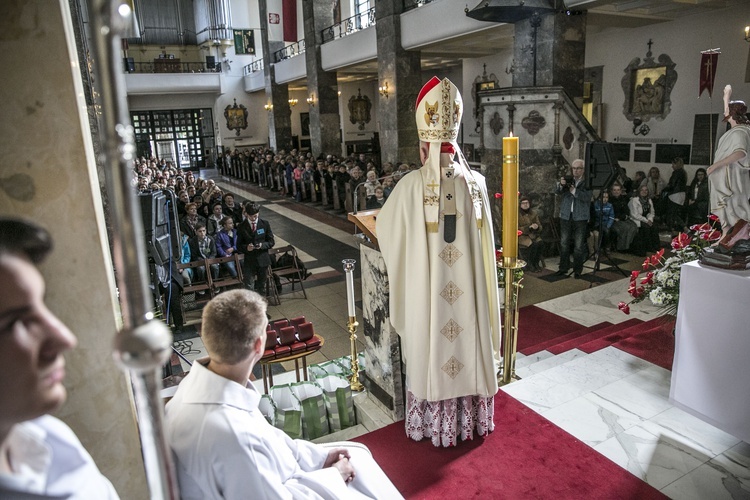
xmin=262 ymin=325 xmax=278 ymax=360
xmin=289 ymin=316 xmax=306 ymax=331
xmin=272 ymin=319 xmax=290 ymax=335
xmin=279 ymin=326 xmax=306 ymax=353
xmin=298 ymin=322 xmax=321 ymax=348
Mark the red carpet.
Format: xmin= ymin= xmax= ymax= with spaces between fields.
xmin=513 ymin=305 xmax=585 ymax=353
xmin=611 ymin=319 xmax=676 ymax=370
xmin=354 ymin=391 xmax=666 ymax=500
xmin=547 ymin=318 xmax=643 ymax=355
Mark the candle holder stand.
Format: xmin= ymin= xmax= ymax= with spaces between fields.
xmin=499 ymin=257 xmax=526 ymax=386
xmin=347 ymin=316 xmax=365 ymax=391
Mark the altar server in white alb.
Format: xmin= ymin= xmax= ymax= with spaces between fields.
xmin=164 ymin=289 xmax=403 ymax=500
xmin=376 ymin=77 xmax=501 ymax=447
xmin=0 ymin=218 xmax=119 ymax=499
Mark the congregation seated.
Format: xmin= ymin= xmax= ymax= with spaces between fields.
xmin=685 ymin=168 xmax=710 ymax=228
xmin=189 ymin=223 xmax=220 ymax=283
xmin=180 ymin=202 xmax=206 ymax=239
xmin=588 ymin=191 xmax=615 ymax=254
xmin=215 ymin=216 xmax=239 ymax=278
xmin=365 ymin=186 xmax=388 ymax=209
xmin=206 ymin=202 xmax=224 ymax=236
xmin=608 ymin=183 xmax=638 ymax=252
xmin=164 ymin=290 xmax=403 ymax=500
xmin=628 ymin=184 xmax=661 ymax=256
xmin=518 ymin=196 xmax=544 ymax=271
xmin=640 ymin=166 xmax=667 ymax=217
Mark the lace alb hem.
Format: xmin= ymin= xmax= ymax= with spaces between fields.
xmin=405 ymin=390 xmax=495 ymax=447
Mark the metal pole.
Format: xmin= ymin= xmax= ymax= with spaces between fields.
xmin=86 ymin=1 xmax=178 ymax=498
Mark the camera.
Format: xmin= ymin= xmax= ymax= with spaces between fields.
xmin=563 ymin=175 xmax=575 ymax=188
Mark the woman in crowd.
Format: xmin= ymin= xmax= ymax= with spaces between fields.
xmin=363 ymin=170 xmax=382 ymax=197
xmin=641 ymin=166 xmax=667 ymax=216
xmin=518 ymin=196 xmax=544 ymax=272
xmin=628 ymin=184 xmax=661 ymax=256
xmin=685 ymin=167 xmax=710 ymax=227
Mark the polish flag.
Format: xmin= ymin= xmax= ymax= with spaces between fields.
xmin=267 ymin=0 xmax=297 ymax=43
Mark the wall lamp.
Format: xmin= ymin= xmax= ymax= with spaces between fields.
xmin=745 ymin=26 xmax=750 ymax=42
xmin=307 ymin=94 xmax=315 ymax=107
xmin=379 ymin=82 xmax=389 ymax=98
xmin=264 ymin=103 xmax=273 ymax=111
xmin=288 ymin=98 xmax=298 ymax=106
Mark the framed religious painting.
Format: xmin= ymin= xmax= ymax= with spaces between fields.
xmin=224 ymin=99 xmax=248 ymax=136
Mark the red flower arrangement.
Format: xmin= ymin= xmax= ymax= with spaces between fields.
xmin=618 ymin=217 xmax=720 ymax=315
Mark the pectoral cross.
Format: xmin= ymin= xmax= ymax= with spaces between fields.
xmin=427 ymin=180 xmax=439 ymax=192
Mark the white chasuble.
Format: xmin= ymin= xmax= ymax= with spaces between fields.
xmin=377 ymin=159 xmax=500 ymax=447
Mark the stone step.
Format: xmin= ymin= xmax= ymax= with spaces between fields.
xmin=515 ymin=350 xmax=555 ymax=369
xmin=515 ymin=349 xmax=586 ymax=379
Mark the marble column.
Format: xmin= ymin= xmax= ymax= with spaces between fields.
xmin=0 ymin=1 xmax=147 ymax=497
xmin=359 ymin=245 xmax=405 ymax=421
xmin=375 ymin=0 xmax=422 ymax=166
xmin=512 ymin=12 xmax=586 ymax=102
xmin=303 ymin=0 xmax=341 ymax=158
xmin=259 ymin=0 xmax=294 ymax=152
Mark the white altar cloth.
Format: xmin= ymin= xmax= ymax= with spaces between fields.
xmin=670 ymin=260 xmax=750 ymax=442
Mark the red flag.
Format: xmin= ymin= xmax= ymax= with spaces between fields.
xmin=699 ymin=52 xmax=719 ymax=97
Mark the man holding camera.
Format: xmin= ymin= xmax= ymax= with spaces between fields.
xmin=555 ymin=159 xmax=592 ymax=279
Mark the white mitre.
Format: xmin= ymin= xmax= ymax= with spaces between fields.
xmin=415 ymin=77 xmax=481 ymax=232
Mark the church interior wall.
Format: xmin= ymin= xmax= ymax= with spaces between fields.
xmin=339 ymin=80 xmax=379 ymax=148
xmin=585 ymin=6 xmax=750 ymax=180
xmin=461 ymin=53 xmax=514 ymax=150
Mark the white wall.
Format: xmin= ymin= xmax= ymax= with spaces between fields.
xmin=585 ymin=5 xmax=750 ymax=175
xmin=461 ymin=53 xmax=514 ymax=147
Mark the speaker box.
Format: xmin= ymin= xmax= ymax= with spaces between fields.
xmin=123 ymin=57 xmax=135 ymax=73
xmin=206 ymin=55 xmax=216 ymax=70
xmin=139 ymin=190 xmax=181 ymax=265
xmin=585 ymin=142 xmax=623 ymax=190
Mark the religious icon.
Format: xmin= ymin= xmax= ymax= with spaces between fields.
xmin=348 ymin=89 xmax=372 ymax=131
xmin=224 ymin=99 xmax=248 ymax=136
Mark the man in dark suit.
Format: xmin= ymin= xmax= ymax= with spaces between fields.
xmin=237 ymin=202 xmax=275 ymax=297
xmin=555 ymin=159 xmax=592 ymax=279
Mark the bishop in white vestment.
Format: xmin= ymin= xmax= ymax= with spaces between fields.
xmin=376 ymin=77 xmax=500 ymax=447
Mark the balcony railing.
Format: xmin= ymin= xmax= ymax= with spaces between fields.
xmin=321 ymin=7 xmax=376 ymax=44
xmin=244 ymin=58 xmax=264 ymax=76
xmin=402 ymin=0 xmax=439 ymax=12
xmin=272 ymin=39 xmax=306 ymax=63
xmin=123 ymin=60 xmax=221 ymax=74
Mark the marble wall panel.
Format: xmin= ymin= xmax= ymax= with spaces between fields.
xmin=359 ymin=245 xmax=405 ymax=421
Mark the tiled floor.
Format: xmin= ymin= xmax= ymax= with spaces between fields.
xmin=181 ymin=172 xmax=749 ymax=498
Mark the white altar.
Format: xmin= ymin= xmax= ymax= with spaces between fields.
xmin=670 ymin=260 xmax=750 ymax=442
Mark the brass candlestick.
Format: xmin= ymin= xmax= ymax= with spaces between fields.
xmin=500 ymin=257 xmax=525 ymax=386
xmin=347 ymin=316 xmax=365 ymax=391
xmin=342 ymin=259 xmax=364 ymax=391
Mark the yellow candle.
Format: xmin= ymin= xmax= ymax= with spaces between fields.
xmin=502 ymin=135 xmax=519 ymax=260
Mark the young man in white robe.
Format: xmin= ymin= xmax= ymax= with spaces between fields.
xmin=164 ymin=289 xmax=402 ymax=500
xmin=0 ymin=218 xmax=119 ymax=499
xmin=376 ymin=77 xmax=501 ymax=447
